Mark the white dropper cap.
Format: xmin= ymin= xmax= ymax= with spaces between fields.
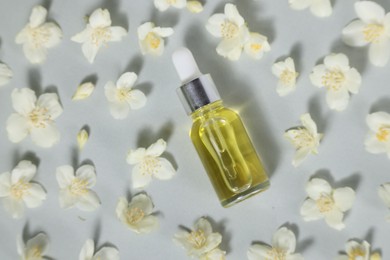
xmin=172 ymin=47 xmax=202 ymax=84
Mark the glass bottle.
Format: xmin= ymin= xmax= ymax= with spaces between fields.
xmin=172 ymin=48 xmax=270 ymax=207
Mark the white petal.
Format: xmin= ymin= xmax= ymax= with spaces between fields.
xmin=59 ymin=189 xmax=77 ymax=209
xmin=154 ymin=0 xmax=170 ymax=12
xmin=289 ymin=0 xmax=311 ymax=10
xmin=301 ymin=113 xmax=318 ymax=136
xmin=72 ymin=82 xmax=95 ymax=100
xmin=6 ymin=114 xmax=29 ymax=143
xmin=172 ymin=0 xmax=187 ymax=8
xmin=378 ymin=183 xmax=390 ymax=207
xmin=364 ymin=134 xmax=387 ymax=154
xmin=2 ymin=197 xmax=24 ymax=219
xmin=292 ymin=147 xmax=311 ymax=167
xmin=26 ymin=233 xmax=49 ymax=256
xmin=288 ymin=253 xmax=305 ymax=260
xmin=77 ymin=129 xmax=89 ymax=150
xmin=355 ymin=1 xmax=385 ymax=24
xmin=146 ymin=139 xmax=167 ymax=157
xmin=333 ymin=187 xmax=355 ymax=212
xmin=342 ymin=20 xmax=367 ymax=47
xmin=153 ymin=158 xmax=175 ymax=180
xmin=217 ymin=38 xmax=243 ymax=60
xmin=206 ymin=14 xmax=225 ymax=37
xmin=138 ymin=22 xmax=154 ymax=40
xmin=224 ymin=3 xmax=244 ymax=26
xmin=11 ymin=88 xmax=36 ymax=116
xmin=127 ymin=148 xmax=147 ymax=165
xmin=306 ymin=178 xmax=332 ymax=200
xmin=23 ymin=183 xmax=46 ymax=208
xmin=82 ymin=41 xmax=100 ymax=64
xmin=15 ymin=28 xmax=28 ymax=44
xmin=29 ymin=6 xmax=47 ymax=28
xmin=272 ymin=61 xmax=288 ymax=77
xmin=115 ymin=197 xmax=128 ymax=221
xmin=16 ymin=235 xmax=25 ymax=257
xmin=247 ymin=244 xmax=272 ymax=260
xmin=71 ymin=28 xmax=90 ymax=43
xmin=79 ymin=239 xmax=94 ymax=260
xmin=194 ymin=218 xmax=213 ymax=237
xmin=108 ymin=26 xmax=127 ymax=42
xmin=41 ymin=23 xmax=63 ymax=48
xmin=187 ymin=1 xmax=204 ymax=14
xmin=56 ymin=165 xmax=75 ymax=188
xmin=11 ymin=160 xmax=37 ymax=183
xmin=152 ymin=27 xmax=174 ymax=37
xmin=93 ymin=247 xmax=119 ymax=260
xmin=104 ymin=81 xmax=117 ymax=102
xmin=277 ymin=81 xmax=296 ymax=97
xmin=200 ymin=248 xmax=225 ymax=260
xmin=37 ymin=93 xmax=63 ymax=119
xmin=30 ymin=122 xmax=60 ymax=148
xmin=345 ymin=240 xmax=370 ymax=257
xmin=344 ymin=68 xmax=362 ymax=94
xmin=116 ymin=72 xmax=137 ymax=89
xmin=0 ymin=63 xmax=13 ymax=86
xmin=324 ymin=53 xmax=350 ymax=70
xmin=324 ymin=209 xmax=345 ymax=230
xmin=326 ymin=89 xmax=350 ymax=111
xmin=272 ymin=227 xmax=296 ymax=254
xmin=368 ymin=39 xmax=390 ymax=67
xmin=76 ymin=190 xmax=101 ymax=211
xmin=310 ymin=0 xmax=332 ymax=18
xmin=75 ymin=165 xmax=96 ymax=188
xmin=300 ymin=198 xmax=323 ymax=221
xmin=132 ymin=215 xmax=159 ymax=234
xmin=128 ymin=90 xmax=147 ymax=110
xmin=132 ymin=164 xmax=152 ymax=189
xmin=203 ymin=233 xmax=223 ymax=254
xmin=23 ymin=44 xmax=47 ymax=64
xmin=244 ymin=33 xmax=270 ymax=60
xmin=89 ymin=8 xmax=112 ymax=28
xmin=309 ymin=64 xmax=326 ymax=87
xmin=128 ymin=193 xmax=154 ymax=215
xmin=109 ymin=101 xmax=130 ymax=120
xmin=0 ymin=172 xmax=11 ymax=197
xmin=366 ymin=112 xmax=390 ymax=131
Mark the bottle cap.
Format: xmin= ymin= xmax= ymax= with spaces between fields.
xmin=172 ymin=48 xmax=221 ymax=115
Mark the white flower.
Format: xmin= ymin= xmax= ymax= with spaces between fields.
xmin=187 ymin=1 xmax=204 ymax=13
xmin=244 ymin=32 xmax=271 ymax=60
xmin=77 ymin=129 xmax=89 ymax=150
xmin=0 ymin=62 xmax=13 ymax=87
xmin=6 ymin=88 xmax=63 ymax=148
xmin=342 ymin=1 xmax=390 ymax=67
xmin=200 ymin=248 xmax=226 ymax=260
xmin=272 ymin=57 xmax=299 ymax=96
xmin=104 ymin=72 xmax=147 ymax=119
xmin=17 ymin=233 xmax=50 ymax=260
xmin=56 ymin=165 xmax=101 ymax=211
xmin=0 ymin=160 xmax=46 ymax=219
xmin=247 ymin=227 xmax=303 ymax=260
xmin=206 ymin=4 xmax=250 ymax=61
xmin=137 ymin=22 xmax=174 ymax=56
xmin=79 ymin=239 xmax=119 ymax=260
xmin=127 ymin=139 xmax=176 ymax=188
xmin=378 ymin=182 xmax=390 ymax=221
xmin=72 ymin=82 xmax=95 ymax=100
xmin=309 ymin=53 xmax=362 ymax=111
xmin=300 ymin=178 xmax=355 ymax=230
xmin=115 ymin=194 xmax=159 ymax=234
xmin=284 ymin=113 xmax=323 ymax=167
xmin=365 ymin=112 xmax=390 ymax=158
xmin=15 ymin=5 xmax=62 ymax=64
xmin=173 ymin=218 xmax=222 ymax=258
xmin=336 ymin=240 xmax=381 ymax=260
xmin=289 ymin=0 xmax=332 ymax=18
xmin=154 ymin=0 xmax=186 ymax=12
xmin=71 ymin=8 xmax=127 ymax=63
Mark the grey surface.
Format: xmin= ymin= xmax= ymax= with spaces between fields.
xmin=0 ymin=0 xmax=389 ymax=259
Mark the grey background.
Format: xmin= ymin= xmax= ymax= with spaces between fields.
xmin=0 ymin=0 xmax=389 ymax=259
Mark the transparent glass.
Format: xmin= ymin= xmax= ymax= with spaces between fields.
xmin=190 ymin=100 xmax=270 ymax=207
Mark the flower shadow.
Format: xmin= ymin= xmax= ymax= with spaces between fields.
xmin=22 ymin=222 xmax=54 ymax=260
xmin=124 ymin=55 xmax=144 ymax=76
xmin=308 ymin=94 xmax=333 ymax=134
xmin=96 ymin=0 xmax=129 ymax=30
xmin=206 ymin=216 xmax=232 ymax=254
xmin=370 ymin=97 xmax=390 ymax=113
xmin=149 ymin=4 xmax=180 ymax=28
xmin=92 ymin=217 xmax=102 ymax=245
xmin=80 ymin=74 xmax=98 ymax=86
xmin=310 ymin=169 xmax=361 ymax=192
xmin=12 ymin=150 xmax=40 ymax=169
xmin=184 ymin=23 xmax=281 ymax=176
xmin=28 ymin=67 xmax=42 ymax=95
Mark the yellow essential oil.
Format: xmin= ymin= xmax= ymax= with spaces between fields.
xmin=173 ymin=48 xmax=270 ymax=207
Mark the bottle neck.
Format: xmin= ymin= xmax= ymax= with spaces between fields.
xmin=190 ymin=100 xmax=223 ymax=120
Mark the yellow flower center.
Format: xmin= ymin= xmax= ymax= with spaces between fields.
xmin=116 ymin=88 xmax=131 ymax=102
xmin=290 ymin=128 xmax=315 ymax=149
xmin=316 ymin=194 xmax=334 ymax=213
xmin=363 ymin=24 xmax=385 ymax=43
xmin=188 ymin=229 xmax=206 ymax=249
xmin=29 ymin=26 xmax=50 ymax=48
xmin=145 ymin=32 xmax=161 ymax=50
xmin=168 ymin=0 xmax=177 ymax=4
xmin=69 ymin=178 xmax=89 ymax=195
xmin=322 ymin=70 xmax=345 ymax=91
xmin=250 ymin=43 xmax=262 ymax=52
xmin=266 ymin=247 xmax=287 ymax=260
xmin=220 ymin=21 xmax=239 ymax=40
xmin=280 ymin=70 xmax=298 ymax=86
xmin=91 ymin=27 xmax=111 ymax=46
xmin=29 ymin=107 xmax=51 ymax=128
xmin=348 ymin=246 xmax=366 ymax=259
xmin=126 ymin=207 xmax=145 ymax=224
xmin=140 ymin=156 xmax=161 ymax=176
xmin=10 ymin=179 xmax=30 ymax=200
xmin=376 ymin=127 xmax=390 ymax=142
